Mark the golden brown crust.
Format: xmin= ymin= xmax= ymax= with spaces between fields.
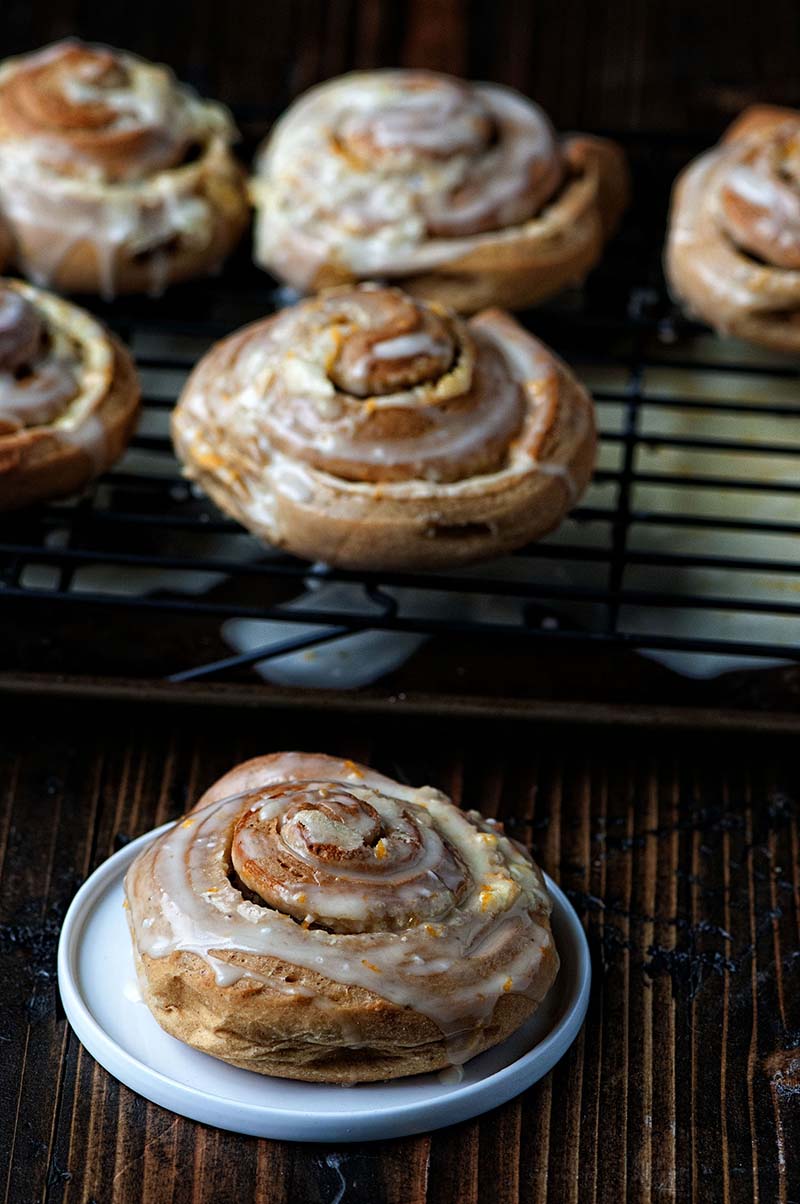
xmin=125 ymin=752 xmax=560 ymax=1083
xmin=666 ymin=104 xmax=800 ymax=352
xmin=721 ymin=104 xmax=800 ymax=145
xmin=0 ymin=279 xmax=140 ymax=509
xmin=0 ymin=41 xmax=249 ymax=297
xmin=393 ymin=137 xmax=629 ymax=314
xmin=0 ymin=212 xmax=13 ymax=271
xmin=252 ymin=71 xmax=628 ymax=313
xmin=133 ymin=945 xmax=550 ymax=1083
xmin=171 ymin=286 xmax=596 ymax=570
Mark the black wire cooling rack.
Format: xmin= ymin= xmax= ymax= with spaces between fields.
xmin=1 ymin=129 xmax=799 ymax=699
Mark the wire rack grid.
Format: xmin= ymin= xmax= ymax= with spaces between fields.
xmin=1 ymin=129 xmax=799 ymax=690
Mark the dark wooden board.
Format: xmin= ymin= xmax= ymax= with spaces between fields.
xmin=1 ymin=698 xmax=798 ymax=1203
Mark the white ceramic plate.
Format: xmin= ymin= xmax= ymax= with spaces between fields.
xmin=58 ymin=824 xmax=591 ymax=1141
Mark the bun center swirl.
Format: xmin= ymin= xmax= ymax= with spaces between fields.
xmin=0 ymin=285 xmax=43 ymax=369
xmin=247 ymin=285 xmax=525 ymax=483
xmin=0 ymin=283 xmax=78 ymax=430
xmin=232 ymin=780 xmax=469 ymax=933
xmin=0 ymin=41 xmax=208 ymax=182
xmin=259 ymin=69 xmax=565 ymax=275
xmin=719 ymin=122 xmax=800 ymax=269
xmin=337 ymin=76 xmax=493 ymax=167
xmin=124 ymin=754 xmax=556 ymax=1052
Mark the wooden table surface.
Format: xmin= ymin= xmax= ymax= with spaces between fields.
xmin=1 ymin=698 xmax=798 ymax=1203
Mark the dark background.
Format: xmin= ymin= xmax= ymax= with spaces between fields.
xmin=2 ymin=0 xmax=799 ymax=136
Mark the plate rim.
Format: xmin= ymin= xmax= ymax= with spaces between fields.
xmin=58 ymin=822 xmax=591 ymax=1141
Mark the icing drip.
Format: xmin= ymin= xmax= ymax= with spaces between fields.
xmin=371 ymin=332 xmax=451 ymax=361
xmin=124 ymin=756 xmax=555 ymax=1057
xmin=0 ymin=40 xmax=238 ymax=298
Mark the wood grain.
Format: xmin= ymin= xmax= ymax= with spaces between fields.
xmin=1 ymin=699 xmax=798 ymax=1203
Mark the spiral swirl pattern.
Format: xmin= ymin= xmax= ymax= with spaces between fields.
xmin=232 ymin=285 xmax=525 ymax=485
xmin=0 ymin=284 xmax=78 ymax=431
xmin=0 ymin=40 xmax=248 ymax=297
xmin=232 ymin=779 xmax=469 ymax=933
xmin=124 ymin=753 xmax=559 ymax=1081
xmin=172 ymin=284 xmax=596 ymax=569
xmin=667 ymin=105 xmax=800 ymax=351
xmin=0 ymin=277 xmax=140 ymax=509
xmin=253 ymin=69 xmax=628 ymax=311
xmin=0 ymin=40 xmax=204 ymax=182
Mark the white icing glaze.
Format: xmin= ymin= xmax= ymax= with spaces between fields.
xmin=0 ymin=42 xmax=238 ymax=298
xmin=196 ymin=291 xmax=524 ymax=482
xmin=726 ymin=164 xmax=784 ymax=209
xmin=669 ymin=146 xmax=800 ymax=322
xmin=371 ymin=332 xmax=451 ymax=360
xmin=122 ymin=978 xmax=143 ymax=1003
xmin=254 ymin=71 xmax=562 ymax=285
xmin=175 ymin=291 xmax=588 ymax=520
xmin=0 ymin=361 xmax=77 ymax=427
xmin=0 ymin=279 xmax=116 ymax=467
xmin=724 ymin=161 xmax=800 ymax=259
xmin=270 ymin=342 xmax=520 ymax=477
xmin=125 ymin=756 xmax=555 ymax=1056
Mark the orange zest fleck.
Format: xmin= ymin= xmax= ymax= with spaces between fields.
xmin=205 ymin=887 xmax=219 ymax=895
xmin=180 ymin=819 xmax=195 ymax=829
xmin=295 ymin=892 xmax=307 ymax=905
xmin=424 ymin=923 xmax=442 ymax=938
xmin=479 ymin=887 xmax=493 ymax=912
xmin=374 ymin=838 xmax=388 ymax=860
xmin=343 ymin=760 xmax=364 ymax=779
xmin=361 ymin=959 xmax=381 ymax=973
xmin=194 ymin=450 xmax=225 ymax=470
xmin=503 ymin=977 xmax=513 ymax=992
